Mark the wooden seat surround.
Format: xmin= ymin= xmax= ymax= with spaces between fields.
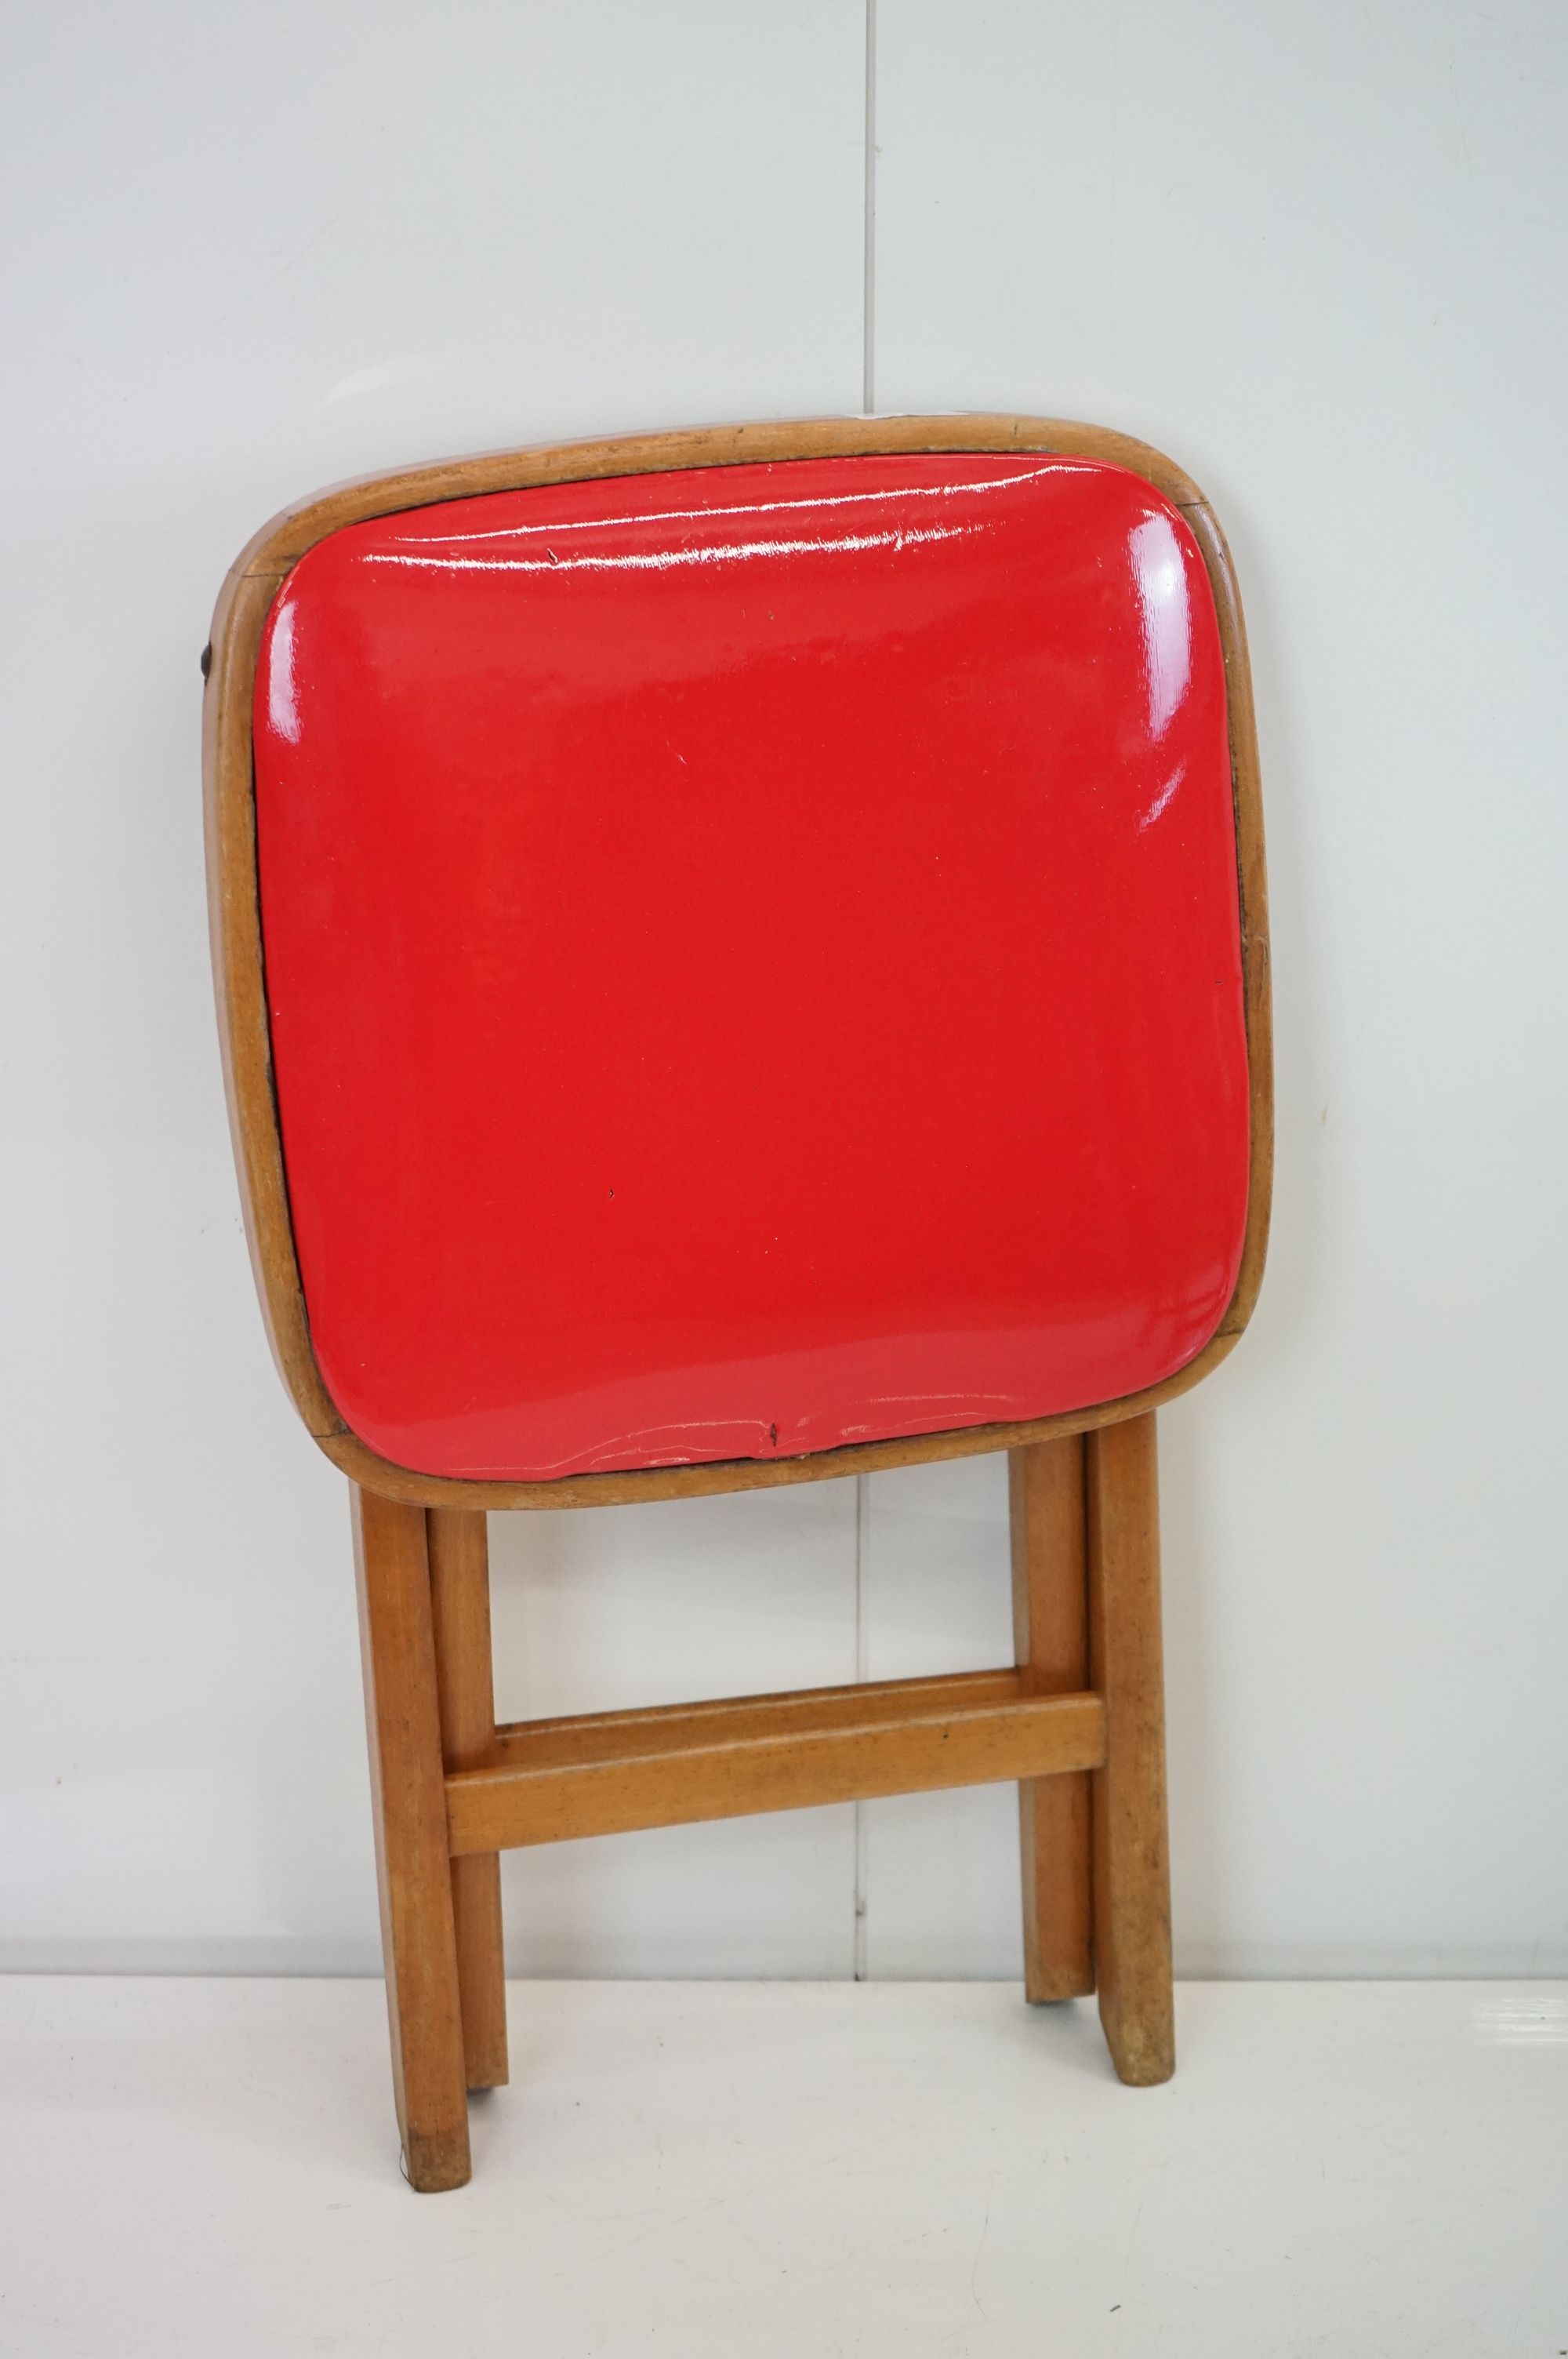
xmin=204 ymin=413 xmax=1270 ymax=2190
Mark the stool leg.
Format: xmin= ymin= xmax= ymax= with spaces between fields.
xmin=353 ymin=1486 xmax=471 ymax=2190
xmin=1009 ymin=1438 xmax=1094 ymax=2000
xmin=1087 ymin=1412 xmax=1175 ymax=2085
xmin=427 ymin=1508 xmax=509 ymax=2092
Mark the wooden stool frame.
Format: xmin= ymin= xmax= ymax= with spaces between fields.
xmin=205 ymin=415 xmax=1271 ymax=2190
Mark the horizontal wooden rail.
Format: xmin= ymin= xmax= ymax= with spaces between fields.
xmin=445 ymin=1668 xmax=1107 ymax=1856
xmin=492 ymin=1666 xmax=1031 ymax=1770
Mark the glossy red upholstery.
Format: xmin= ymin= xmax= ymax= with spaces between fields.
xmin=252 ymin=453 xmax=1247 ymax=1481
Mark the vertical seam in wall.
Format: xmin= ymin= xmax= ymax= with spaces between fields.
xmin=853 ymin=0 xmax=877 ymax=1979
xmin=853 ymin=1472 xmax=870 ymax=1979
xmin=862 ymin=0 xmax=877 ymax=416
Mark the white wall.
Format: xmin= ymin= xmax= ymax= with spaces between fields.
xmin=2 ymin=0 xmax=1563 ymax=1980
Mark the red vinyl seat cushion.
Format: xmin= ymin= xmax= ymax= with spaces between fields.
xmin=252 ymin=452 xmax=1249 ymax=1480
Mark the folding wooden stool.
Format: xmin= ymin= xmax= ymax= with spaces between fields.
xmin=204 ymin=414 xmax=1270 ymax=2190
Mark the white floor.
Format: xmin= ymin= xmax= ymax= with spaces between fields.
xmin=1 ymin=1979 xmax=1564 ymax=2357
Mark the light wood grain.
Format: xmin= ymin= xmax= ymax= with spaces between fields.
xmin=1010 ymin=1438 xmax=1094 ymax=2001
xmin=205 ymin=412 xmax=1271 ymax=1512
xmin=488 ymin=1665 xmax=1031 ymax=1770
xmin=220 ymin=415 xmax=1209 ymax=583
xmin=426 ymin=1509 xmax=507 ymax=2094
xmin=446 ymin=1681 xmax=1107 ymax=1856
xmin=1087 ymin=1415 xmax=1175 ymax=2085
xmin=352 ymin=1488 xmax=471 ymax=2189
xmin=203 ymin=565 xmax=343 ymax=1440
xmin=1180 ymin=496 xmax=1272 ymax=1342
